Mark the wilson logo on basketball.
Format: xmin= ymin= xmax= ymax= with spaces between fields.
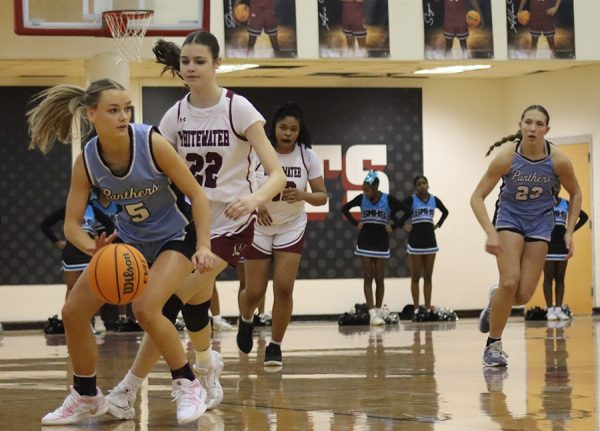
xmin=122 ymin=251 xmax=135 ymax=295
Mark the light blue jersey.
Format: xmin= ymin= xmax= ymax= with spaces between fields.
xmin=497 ymin=141 xmax=557 ymax=217
xmin=82 ymin=123 xmax=188 ymax=249
xmin=494 ymin=141 xmax=557 ymax=241
xmin=410 ymin=193 xmax=437 ymax=224
xmin=361 ymin=193 xmax=390 ymax=225
xmin=553 ymin=198 xmax=569 ymax=227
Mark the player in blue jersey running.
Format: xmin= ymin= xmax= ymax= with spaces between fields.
xmin=27 ymin=79 xmax=216 ymax=425
xmin=470 ymin=105 xmax=581 ymax=367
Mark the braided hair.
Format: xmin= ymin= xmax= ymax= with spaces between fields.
xmin=485 ymin=105 xmax=550 ymax=157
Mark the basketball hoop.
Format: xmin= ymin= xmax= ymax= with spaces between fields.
xmin=102 ymin=10 xmax=154 ymax=63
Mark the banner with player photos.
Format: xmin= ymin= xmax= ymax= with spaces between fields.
xmin=142 ymin=86 xmax=423 ymax=280
xmin=223 ymin=0 xmax=298 ymax=58
xmin=318 ymin=0 xmax=390 ymax=58
xmin=422 ymin=0 xmax=494 ymax=60
xmin=506 ymin=0 xmax=575 ymax=59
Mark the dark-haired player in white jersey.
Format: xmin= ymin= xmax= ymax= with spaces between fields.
xmin=471 ymin=105 xmax=581 ymax=368
xmin=105 ymin=31 xmax=285 ymax=417
xmin=28 ymin=78 xmax=215 ymax=425
xmin=237 ymin=102 xmax=328 ymax=367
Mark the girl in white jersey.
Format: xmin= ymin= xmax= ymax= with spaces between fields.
xmin=105 ymin=32 xmax=285 ymax=417
xmin=27 ymin=79 xmax=215 ymax=425
xmin=237 ymin=102 xmax=328 ymax=367
xmin=471 ymin=105 xmax=581 ymax=368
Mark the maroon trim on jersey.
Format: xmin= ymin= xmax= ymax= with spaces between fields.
xmin=226 ymin=90 xmax=247 ymax=142
xmin=245 ymin=148 xmax=254 ymax=194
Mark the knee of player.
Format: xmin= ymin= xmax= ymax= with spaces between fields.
xmin=514 ymin=289 xmax=536 ymax=305
xmin=61 ymin=301 xmax=84 ymax=326
xmin=498 ymin=278 xmax=519 ymax=294
xmin=131 ymin=300 xmax=159 ymax=326
xmin=182 ymin=300 xmax=211 ymax=332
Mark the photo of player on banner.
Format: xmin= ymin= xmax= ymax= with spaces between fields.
xmin=423 ymin=0 xmax=493 ymax=60
xmin=318 ymin=0 xmax=390 ymax=58
xmin=506 ymin=0 xmax=575 ymax=59
xmin=223 ymin=0 xmax=297 ymax=58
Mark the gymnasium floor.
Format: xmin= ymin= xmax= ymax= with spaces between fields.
xmin=0 ymin=316 xmax=596 ymax=430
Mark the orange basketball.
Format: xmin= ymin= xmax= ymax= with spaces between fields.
xmin=88 ymin=244 xmax=148 ymax=305
xmin=517 ymin=10 xmax=530 ymax=26
xmin=466 ymin=10 xmax=481 ymax=28
xmin=233 ymin=3 xmax=251 ymax=23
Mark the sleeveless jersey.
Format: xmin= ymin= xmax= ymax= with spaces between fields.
xmin=496 ymin=141 xmax=557 ymax=217
xmin=256 ymin=144 xmax=323 ymax=225
xmin=361 ymin=193 xmax=390 ymax=225
xmin=159 ymin=89 xmax=264 ymax=204
xmin=411 ymin=194 xmax=437 ymax=224
xmin=82 ymin=123 xmax=188 ymax=244
xmin=553 ymin=198 xmax=569 ymax=227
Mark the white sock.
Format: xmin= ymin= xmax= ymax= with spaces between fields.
xmin=123 ymin=370 xmax=144 ymax=394
xmin=270 ymin=339 xmax=281 ymax=346
xmin=241 ymin=315 xmax=253 ymax=324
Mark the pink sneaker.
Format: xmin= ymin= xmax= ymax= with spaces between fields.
xmin=41 ymin=386 xmax=108 ymax=425
xmin=172 ymin=378 xmax=207 ymax=424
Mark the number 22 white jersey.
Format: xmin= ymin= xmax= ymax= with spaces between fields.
xmin=159 ymin=89 xmax=265 ymax=204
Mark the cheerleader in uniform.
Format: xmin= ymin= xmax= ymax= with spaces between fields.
xmin=399 ymin=175 xmax=449 ymax=316
xmin=342 ymin=170 xmax=409 ymax=325
xmin=543 ymin=181 xmax=588 ymax=320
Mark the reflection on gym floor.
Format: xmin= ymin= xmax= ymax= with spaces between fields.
xmin=0 ymin=317 xmax=597 ymax=430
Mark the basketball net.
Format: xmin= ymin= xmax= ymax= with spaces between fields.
xmin=103 ymin=10 xmax=154 ymax=63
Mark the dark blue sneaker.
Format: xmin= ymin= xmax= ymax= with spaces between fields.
xmin=236 ymin=319 xmax=254 ymax=354
xmin=264 ymin=343 xmax=282 ymax=367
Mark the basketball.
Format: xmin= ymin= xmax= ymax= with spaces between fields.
xmin=87 ymin=244 xmax=149 ymax=305
xmin=466 ymin=10 xmax=481 ymax=28
xmin=233 ymin=3 xmax=251 ymax=23
xmin=517 ymin=10 xmax=530 ymax=26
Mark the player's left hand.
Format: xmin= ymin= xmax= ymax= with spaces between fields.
xmin=225 ymin=196 xmax=260 ymax=220
xmin=385 ymin=224 xmax=393 ymax=233
xmin=192 ymin=245 xmax=216 ymax=273
xmin=282 ymin=188 xmax=304 ymax=203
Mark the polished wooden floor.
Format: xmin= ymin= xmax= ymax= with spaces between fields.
xmin=0 ymin=317 xmax=597 ymax=430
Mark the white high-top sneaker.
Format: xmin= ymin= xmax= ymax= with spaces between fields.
xmin=554 ymin=306 xmax=570 ymax=321
xmin=171 ymin=378 xmax=207 ymax=424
